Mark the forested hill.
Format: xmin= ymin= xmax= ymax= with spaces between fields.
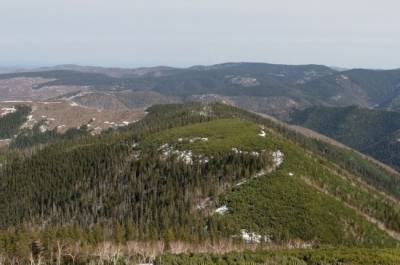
xmin=290 ymin=106 xmax=400 ymax=171
xmin=0 ymin=105 xmax=30 ymax=139
xmin=1 ymin=102 xmax=400 ymax=264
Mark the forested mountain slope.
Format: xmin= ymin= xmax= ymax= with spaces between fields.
xmin=0 ymin=105 xmax=30 ymax=139
xmin=290 ymin=106 xmax=400 ymax=171
xmin=302 ymin=69 xmax=400 ymax=108
xmin=1 ymin=103 xmax=400 ymax=264
xmin=3 ymin=63 xmax=400 ymax=122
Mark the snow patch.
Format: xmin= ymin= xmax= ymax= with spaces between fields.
xmin=177 ymin=137 xmax=208 ymax=143
xmin=235 ymin=180 xmax=247 ymax=186
xmin=70 ymin=101 xmax=79 ymax=107
xmin=189 ymin=137 xmax=208 ymax=143
xmin=0 ymin=107 xmax=16 ymax=117
xmin=199 ymin=158 xmax=209 ymax=164
xmin=258 ymin=130 xmax=266 ymax=137
xmin=230 ymin=76 xmax=260 ymax=87
xmin=21 ymin=114 xmax=36 ymax=129
xmin=231 ymin=148 xmax=262 ymax=157
xmin=240 ymin=230 xmax=262 ymax=243
xmin=215 ymin=205 xmax=228 ymax=215
xmin=178 ymin=150 xmax=193 ymax=165
xmin=104 ymin=121 xmax=116 ymax=125
xmin=240 ymin=230 xmax=271 ymax=244
xmin=159 ymin=144 xmax=193 ymax=164
xmin=39 ymin=125 xmax=48 ymax=133
xmin=272 ymin=150 xmax=284 ymax=167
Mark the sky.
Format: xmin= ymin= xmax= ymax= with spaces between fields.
xmin=1 ymin=0 xmax=400 ymax=69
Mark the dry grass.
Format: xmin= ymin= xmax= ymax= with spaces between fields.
xmin=0 ymin=101 xmax=145 ymax=134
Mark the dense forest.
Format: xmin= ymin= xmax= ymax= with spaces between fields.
xmin=1 ymin=102 xmax=400 ymax=264
xmin=10 ymin=122 xmax=90 ymax=149
xmin=290 ymin=105 xmax=400 ymax=171
xmin=158 ymin=248 xmax=400 ymax=265
xmin=0 ymin=105 xmax=30 ymax=139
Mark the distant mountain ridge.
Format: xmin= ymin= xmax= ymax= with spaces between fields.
xmin=0 ymin=62 xmax=335 ymax=118
xmin=1 ymin=62 xmax=400 ymax=119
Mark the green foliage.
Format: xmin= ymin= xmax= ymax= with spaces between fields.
xmin=144 ymin=118 xmax=276 ymax=154
xmin=0 ymin=113 xmax=272 ymax=243
xmin=10 ymin=122 xmax=90 ymax=149
xmin=1 ymin=102 xmax=400 ymax=260
xmin=215 ymin=173 xmax=396 ymax=246
xmin=0 ymin=106 xmax=30 ymax=139
xmin=158 ymin=248 xmax=400 ymax=265
xmin=302 ymin=69 xmax=400 ymax=106
xmin=291 ymin=105 xmax=400 ymax=172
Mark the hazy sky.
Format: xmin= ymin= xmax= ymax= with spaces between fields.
xmin=1 ymin=0 xmax=400 ymax=69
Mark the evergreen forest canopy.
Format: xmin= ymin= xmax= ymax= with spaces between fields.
xmin=0 ymin=105 xmax=30 ymax=139
xmin=290 ymin=105 xmax=400 ymax=172
xmin=0 ymin=102 xmax=400 ymax=264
